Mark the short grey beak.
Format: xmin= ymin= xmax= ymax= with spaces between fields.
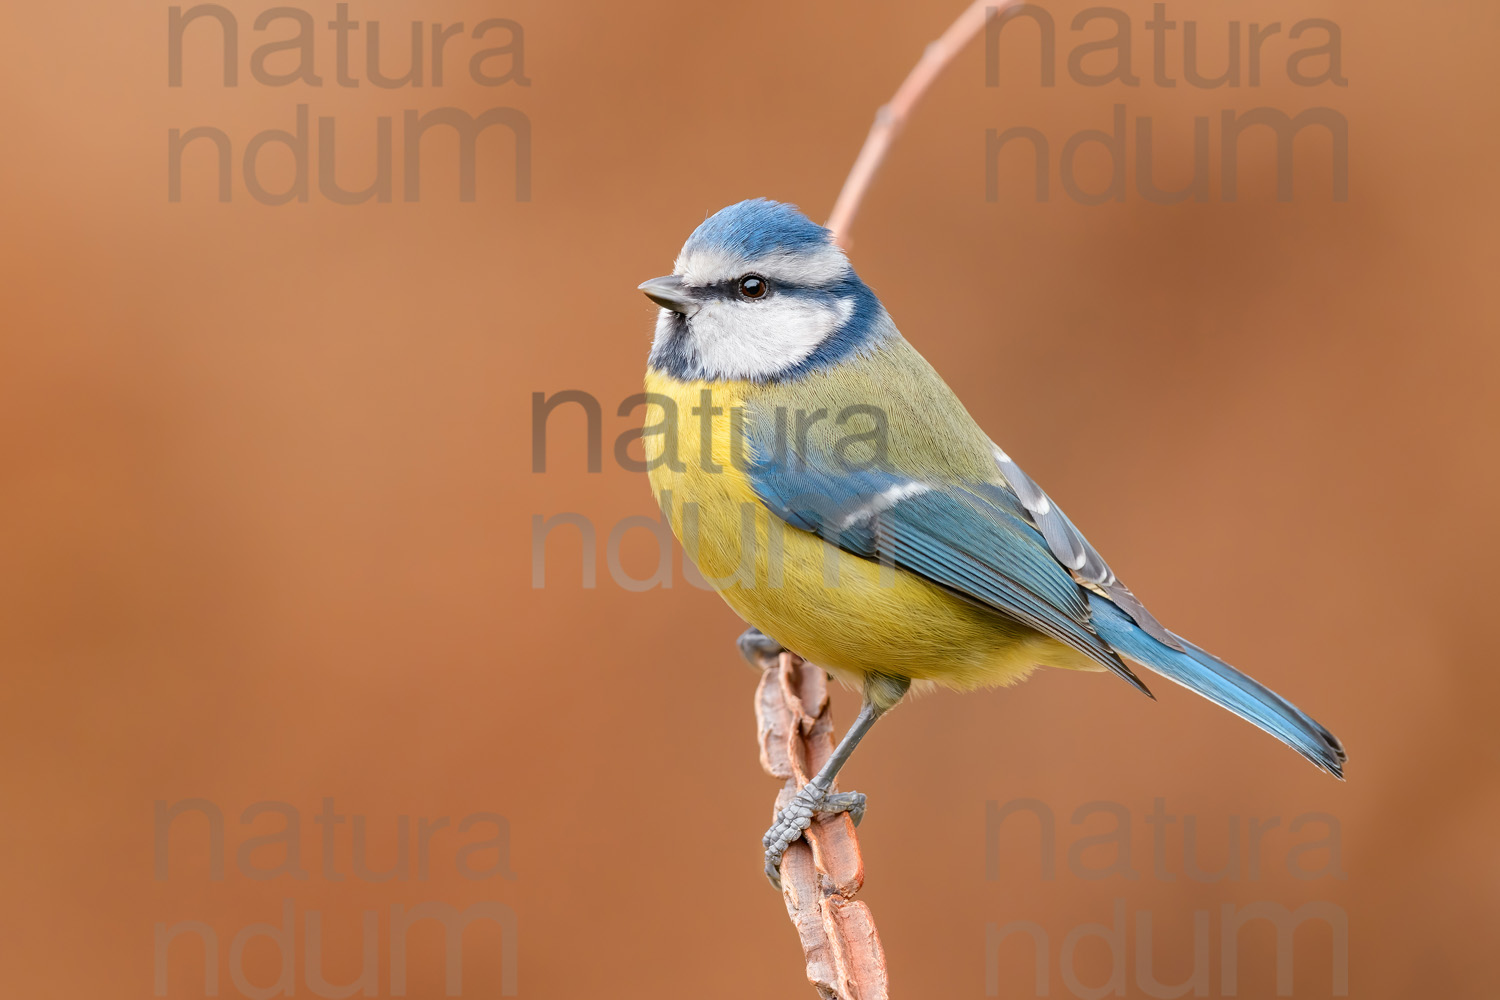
xmin=638 ymin=275 xmax=696 ymax=315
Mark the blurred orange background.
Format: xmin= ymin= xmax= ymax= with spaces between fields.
xmin=2 ymin=1 xmax=1496 ymax=997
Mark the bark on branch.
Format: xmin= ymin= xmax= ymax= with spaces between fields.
xmin=756 ymin=653 xmax=887 ymax=1000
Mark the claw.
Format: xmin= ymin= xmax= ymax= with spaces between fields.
xmin=761 ymin=781 xmax=867 ymax=887
xmin=819 ymin=790 xmax=867 ymax=827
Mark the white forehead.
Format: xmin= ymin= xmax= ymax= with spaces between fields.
xmin=673 ymin=242 xmax=852 ymax=288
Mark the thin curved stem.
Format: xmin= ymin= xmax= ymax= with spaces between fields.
xmin=825 ymin=0 xmax=1020 ymax=247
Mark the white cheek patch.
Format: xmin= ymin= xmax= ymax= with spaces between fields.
xmin=687 ymin=294 xmax=855 ymax=379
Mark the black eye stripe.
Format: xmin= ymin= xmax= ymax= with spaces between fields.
xmin=691 ymin=276 xmax=825 ymax=301
xmin=697 ymin=277 xmax=771 ymax=299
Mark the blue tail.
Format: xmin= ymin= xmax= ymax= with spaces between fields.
xmin=1088 ymin=594 xmax=1346 ymax=778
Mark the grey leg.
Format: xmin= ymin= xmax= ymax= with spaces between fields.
xmin=762 ymin=673 xmax=910 ymax=887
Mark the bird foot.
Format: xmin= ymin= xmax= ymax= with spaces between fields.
xmin=762 ymin=782 xmax=867 ymax=887
xmin=737 ymin=626 xmax=785 ymax=670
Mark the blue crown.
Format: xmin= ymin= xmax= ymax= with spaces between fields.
xmin=683 ymin=199 xmax=832 ymax=261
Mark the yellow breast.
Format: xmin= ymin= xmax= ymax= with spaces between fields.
xmin=640 ymin=371 xmax=1093 ymax=690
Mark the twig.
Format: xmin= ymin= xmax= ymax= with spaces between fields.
xmin=756 ymin=652 xmax=887 ymax=999
xmin=758 ymin=5 xmax=1011 ymax=996
xmin=824 ymin=0 xmax=1020 ymax=247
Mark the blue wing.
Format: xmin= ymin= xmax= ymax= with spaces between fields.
xmin=746 ymin=443 xmax=1152 ymax=697
xmin=740 ymin=414 xmax=1350 ymax=775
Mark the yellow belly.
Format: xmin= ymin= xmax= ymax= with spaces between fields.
xmin=641 ymin=372 xmax=1095 ymax=691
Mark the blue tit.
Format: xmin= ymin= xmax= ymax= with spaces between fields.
xmin=637 ymin=199 xmax=1345 ymax=884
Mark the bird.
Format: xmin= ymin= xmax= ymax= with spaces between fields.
xmin=636 ymin=198 xmax=1345 ymax=886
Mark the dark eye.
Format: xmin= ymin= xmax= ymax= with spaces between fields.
xmin=738 ymin=274 xmax=768 ymax=299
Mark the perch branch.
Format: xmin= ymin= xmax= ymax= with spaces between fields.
xmin=756 ymin=652 xmax=887 ymax=1000
xmin=758 ymin=5 xmax=1014 ymax=997
xmin=824 ymin=0 xmax=1020 ymax=247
